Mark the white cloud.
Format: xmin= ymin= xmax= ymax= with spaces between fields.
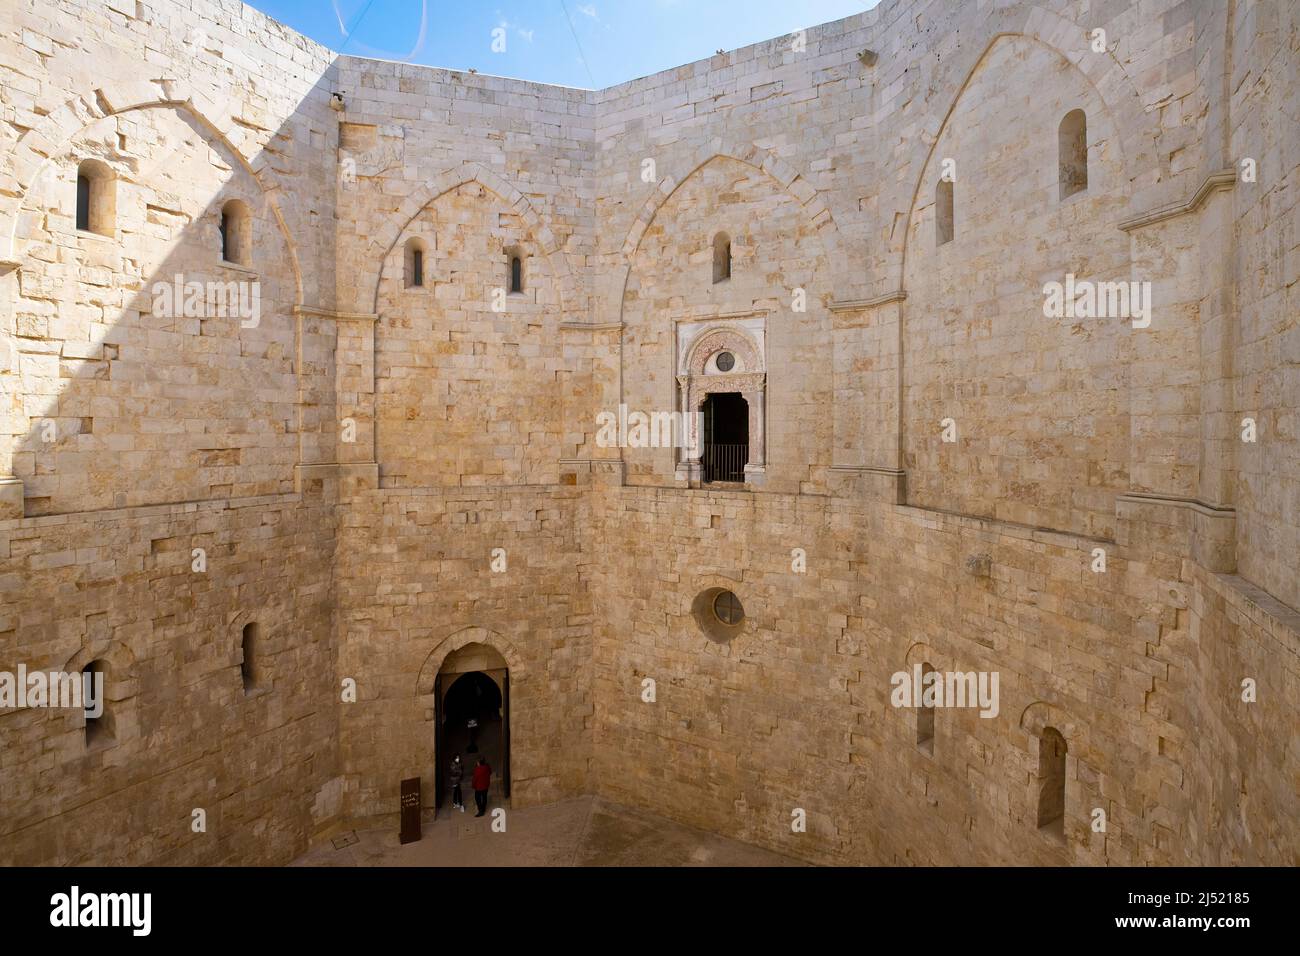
xmin=516 ymin=28 xmax=534 ymax=42
xmin=577 ymin=4 xmax=597 ymax=17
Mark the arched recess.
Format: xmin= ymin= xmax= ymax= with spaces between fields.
xmin=414 ymin=625 xmax=526 ymax=697
xmin=56 ymin=638 xmax=139 ymax=743
xmin=367 ymin=162 xmax=576 ymax=320
xmin=904 ymin=640 xmax=951 ymax=672
xmin=607 ymin=139 xmax=850 ymax=320
xmin=893 ymin=4 xmax=1161 ymax=283
xmin=1019 ymin=700 xmax=1089 ymax=758
xmin=62 ymin=638 xmax=138 ymax=688
xmin=0 ymin=79 xmax=303 ymax=301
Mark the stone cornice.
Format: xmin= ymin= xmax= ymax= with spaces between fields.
xmin=829 ymin=290 xmax=907 ymax=312
xmin=1116 ymin=491 xmax=1235 ymax=516
xmin=1119 ymin=170 xmax=1237 ymax=232
xmin=293 ymin=305 xmax=379 ymax=322
xmin=673 ymin=308 xmax=769 ymax=324
xmin=560 ymin=321 xmax=622 ymax=332
xmin=828 ymin=465 xmax=906 ymax=476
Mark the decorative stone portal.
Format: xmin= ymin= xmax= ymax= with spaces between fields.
xmin=675 ymin=315 xmax=766 ymax=487
xmin=433 ymin=642 xmax=510 ymax=814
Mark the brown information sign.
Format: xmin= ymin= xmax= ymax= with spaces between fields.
xmin=399 ymin=776 xmax=421 ymax=844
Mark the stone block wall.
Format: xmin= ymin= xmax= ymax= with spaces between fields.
xmin=1 ymin=0 xmax=1295 ymax=866
xmin=0 ymin=492 xmax=338 ymax=865
xmin=334 ymin=486 xmax=594 ymax=818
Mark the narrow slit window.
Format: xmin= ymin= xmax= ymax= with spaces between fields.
xmin=76 ymin=174 xmax=91 ymax=231
xmin=220 ymin=199 xmax=252 ymax=266
xmin=936 ymin=179 xmax=954 ymax=246
xmin=1036 ymin=726 xmax=1068 ymax=842
xmin=712 ymin=232 xmax=731 ymax=284
xmin=82 ymin=660 xmax=113 ymax=748
xmin=510 ymin=254 xmax=523 ymax=293
xmin=1058 ymin=110 xmax=1088 ymax=199
xmin=241 ymin=622 xmax=260 ymax=693
xmin=917 ymin=662 xmax=936 ymax=754
xmin=404 ymin=237 xmax=427 ymax=289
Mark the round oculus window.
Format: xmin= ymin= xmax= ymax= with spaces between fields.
xmin=692 ymin=587 xmax=746 ymax=643
xmin=715 ymin=351 xmax=735 ymax=372
xmin=712 ymin=590 xmax=744 ymax=626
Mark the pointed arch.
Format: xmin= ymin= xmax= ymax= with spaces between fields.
xmin=605 ymin=139 xmax=849 ymax=322
xmin=893 ymin=4 xmax=1161 ymax=285
xmin=0 ymin=79 xmax=303 ymax=302
xmin=367 ymin=162 xmax=576 ymax=319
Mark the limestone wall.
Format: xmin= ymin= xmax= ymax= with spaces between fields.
xmin=335 ymin=486 xmax=594 ymax=817
xmin=586 ymin=482 xmax=1298 ymax=865
xmin=0 ymin=492 xmax=338 ymax=865
xmin=0 ymin=0 xmax=1295 ymax=867
xmin=0 ymin=0 xmax=342 ymax=865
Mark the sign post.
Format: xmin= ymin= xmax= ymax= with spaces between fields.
xmin=399 ymin=776 xmax=421 ymax=845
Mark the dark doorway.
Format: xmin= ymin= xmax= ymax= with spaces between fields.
xmin=435 ymin=669 xmax=509 ymax=815
xmin=702 ymin=392 xmax=748 ymax=483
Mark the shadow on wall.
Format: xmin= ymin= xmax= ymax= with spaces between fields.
xmin=3 ymin=89 xmax=323 ymax=516
xmin=0 ymin=61 xmax=343 ymax=867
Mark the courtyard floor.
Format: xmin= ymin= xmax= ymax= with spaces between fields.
xmin=291 ymin=795 xmax=805 ymax=867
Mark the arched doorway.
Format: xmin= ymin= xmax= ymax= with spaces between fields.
xmin=433 ymin=643 xmax=510 ymax=816
xmin=702 ymin=392 xmax=749 ymax=482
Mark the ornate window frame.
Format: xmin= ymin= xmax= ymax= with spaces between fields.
xmin=674 ymin=315 xmax=767 ymax=486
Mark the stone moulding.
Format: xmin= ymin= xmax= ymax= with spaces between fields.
xmin=1118 ymin=169 xmax=1237 ymax=232
xmin=559 ymin=321 xmax=622 ymax=332
xmin=293 ymin=305 xmax=379 ymax=322
xmin=1115 ymin=491 xmax=1237 ymax=573
xmin=827 ymin=465 xmax=906 ymax=504
xmin=828 ymin=290 xmax=907 ymax=312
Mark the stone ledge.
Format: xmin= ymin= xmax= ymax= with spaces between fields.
xmin=828 ymin=290 xmax=907 ymax=312
xmin=559 ymin=321 xmax=622 ymax=332
xmin=827 ymin=465 xmax=905 ymax=504
xmin=293 ymin=305 xmax=379 ymax=322
xmin=0 ymin=490 xmax=306 ymax=530
xmin=1118 ymin=169 xmax=1236 ymax=232
xmin=1116 ymin=492 xmax=1236 ymax=572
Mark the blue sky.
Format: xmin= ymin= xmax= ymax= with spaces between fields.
xmin=242 ymin=0 xmax=878 ymax=88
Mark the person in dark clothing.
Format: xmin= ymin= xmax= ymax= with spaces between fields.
xmin=472 ymin=756 xmax=492 ymax=817
xmin=448 ymin=754 xmax=465 ymax=812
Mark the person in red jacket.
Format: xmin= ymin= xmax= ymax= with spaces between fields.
xmin=471 ymin=756 xmax=492 ymax=817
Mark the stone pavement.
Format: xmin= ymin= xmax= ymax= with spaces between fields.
xmin=291 ymin=796 xmax=804 ymax=867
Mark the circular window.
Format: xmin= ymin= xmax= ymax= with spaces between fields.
xmin=715 ymin=351 xmax=735 ymax=372
xmin=692 ymin=587 xmax=745 ymax=643
xmin=712 ymin=590 xmax=743 ymax=625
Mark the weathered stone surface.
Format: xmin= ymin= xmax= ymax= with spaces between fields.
xmin=0 ymin=0 xmax=1295 ymax=867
